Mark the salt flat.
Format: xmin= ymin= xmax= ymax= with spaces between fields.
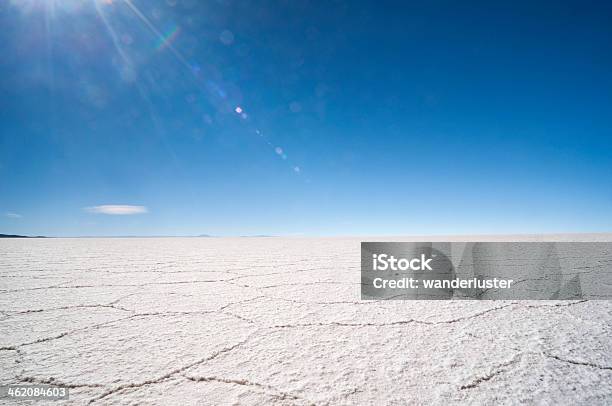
xmin=1 ymin=236 xmax=611 ymax=405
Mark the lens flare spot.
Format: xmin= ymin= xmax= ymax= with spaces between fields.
xmin=289 ymin=101 xmax=302 ymax=113
xmin=220 ymin=29 xmax=234 ymax=45
xmin=155 ymin=24 xmax=181 ymax=51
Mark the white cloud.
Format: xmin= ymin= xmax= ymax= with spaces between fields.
xmin=85 ymin=205 xmax=148 ymax=215
xmin=5 ymin=212 xmax=22 ymax=218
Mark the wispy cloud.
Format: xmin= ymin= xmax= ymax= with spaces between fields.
xmin=5 ymin=212 xmax=22 ymax=218
xmin=84 ymin=205 xmax=148 ymax=215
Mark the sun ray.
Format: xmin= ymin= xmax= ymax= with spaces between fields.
xmin=122 ymin=0 xmax=191 ymax=69
xmin=94 ymin=0 xmax=183 ymax=171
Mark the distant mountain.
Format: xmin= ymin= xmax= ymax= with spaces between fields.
xmin=0 ymin=234 xmax=46 ymax=238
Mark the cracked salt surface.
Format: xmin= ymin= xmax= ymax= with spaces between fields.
xmin=1 ymin=236 xmax=611 ymax=405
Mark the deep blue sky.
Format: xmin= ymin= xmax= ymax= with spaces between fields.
xmin=1 ymin=0 xmax=611 ymax=236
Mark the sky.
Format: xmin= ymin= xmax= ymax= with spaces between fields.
xmin=1 ymin=0 xmax=611 ymax=237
